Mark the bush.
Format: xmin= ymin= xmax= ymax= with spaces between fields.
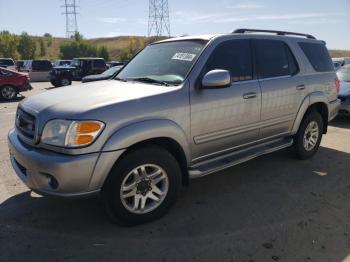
xmin=59 ymin=32 xmax=110 ymax=60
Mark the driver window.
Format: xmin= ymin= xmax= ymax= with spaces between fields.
xmin=205 ymin=40 xmax=253 ymax=82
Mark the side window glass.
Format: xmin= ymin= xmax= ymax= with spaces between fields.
xmin=205 ymin=40 xmax=253 ymax=82
xmin=255 ymin=39 xmax=290 ymax=78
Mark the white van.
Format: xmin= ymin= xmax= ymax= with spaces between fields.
xmin=23 ymin=60 xmax=52 ymax=82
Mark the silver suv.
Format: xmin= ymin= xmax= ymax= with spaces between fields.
xmin=8 ymin=29 xmax=340 ymax=225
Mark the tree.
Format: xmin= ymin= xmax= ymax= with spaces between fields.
xmin=38 ymin=38 xmax=46 ymax=58
xmin=59 ymin=32 xmax=103 ymax=59
xmin=98 ymin=46 xmax=110 ymax=61
xmin=44 ymin=33 xmax=53 ymax=47
xmin=17 ymin=32 xmax=36 ymax=59
xmin=0 ymin=31 xmax=19 ymax=59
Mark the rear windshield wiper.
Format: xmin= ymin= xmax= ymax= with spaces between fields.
xmin=128 ymin=77 xmax=169 ymax=86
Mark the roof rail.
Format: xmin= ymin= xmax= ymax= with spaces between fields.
xmin=233 ymin=28 xmax=316 ymax=39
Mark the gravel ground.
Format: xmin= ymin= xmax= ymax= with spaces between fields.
xmin=1 ymin=82 xmax=350 ymax=262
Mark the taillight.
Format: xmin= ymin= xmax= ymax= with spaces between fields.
xmin=335 ymin=78 xmax=340 ymax=94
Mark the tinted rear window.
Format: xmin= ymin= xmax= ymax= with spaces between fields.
xmin=255 ymin=39 xmax=299 ymax=79
xmin=299 ymin=42 xmax=333 ymax=72
xmin=0 ymin=59 xmax=14 ymax=66
xmin=32 ymin=60 xmax=52 ymax=71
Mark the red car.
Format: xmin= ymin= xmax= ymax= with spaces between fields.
xmin=0 ymin=67 xmax=32 ymax=100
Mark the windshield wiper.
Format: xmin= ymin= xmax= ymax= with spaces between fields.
xmin=128 ymin=77 xmax=169 ymax=86
xmin=114 ymin=77 xmax=127 ymax=82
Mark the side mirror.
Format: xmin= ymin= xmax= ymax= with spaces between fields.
xmin=201 ymin=69 xmax=231 ymax=89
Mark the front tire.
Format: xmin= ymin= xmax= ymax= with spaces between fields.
xmin=0 ymin=85 xmax=17 ymax=100
xmin=102 ymin=146 xmax=182 ymax=225
xmin=293 ymin=111 xmax=323 ymax=159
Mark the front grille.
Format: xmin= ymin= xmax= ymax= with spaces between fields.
xmin=16 ymin=108 xmax=36 ymax=140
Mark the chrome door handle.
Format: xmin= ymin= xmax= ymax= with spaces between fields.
xmin=296 ymin=84 xmax=306 ymax=90
xmin=243 ymin=92 xmax=257 ymax=99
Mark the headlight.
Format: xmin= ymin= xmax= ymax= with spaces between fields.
xmin=41 ymin=120 xmax=105 ymax=148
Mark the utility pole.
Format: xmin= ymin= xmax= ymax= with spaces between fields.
xmin=148 ymin=0 xmax=170 ymax=38
xmin=61 ymin=0 xmax=79 ymax=38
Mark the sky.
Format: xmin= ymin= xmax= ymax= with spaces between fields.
xmin=0 ymin=0 xmax=349 ymax=49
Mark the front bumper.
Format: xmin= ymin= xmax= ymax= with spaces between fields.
xmin=7 ymin=129 xmax=123 ymax=197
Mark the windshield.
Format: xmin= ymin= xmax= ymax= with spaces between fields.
xmin=337 ymin=67 xmax=350 ymax=82
xmin=117 ymin=40 xmax=207 ymax=85
xmin=70 ymin=59 xmax=80 ymax=67
xmin=102 ymin=66 xmax=122 ymax=76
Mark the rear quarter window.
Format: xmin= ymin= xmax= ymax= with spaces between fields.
xmin=298 ymin=42 xmax=333 ymax=72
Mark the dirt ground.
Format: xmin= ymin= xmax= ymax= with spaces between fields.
xmin=1 ymin=82 xmax=350 ymax=262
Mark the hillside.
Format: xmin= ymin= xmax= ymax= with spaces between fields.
xmin=33 ymin=35 xmax=350 ymax=60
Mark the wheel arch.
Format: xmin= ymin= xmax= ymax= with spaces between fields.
xmin=90 ymin=120 xmax=191 ymax=190
xmin=292 ymin=92 xmax=329 ymax=134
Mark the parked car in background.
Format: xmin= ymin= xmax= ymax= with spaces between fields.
xmin=337 ymin=64 xmax=350 ymax=116
xmin=0 ymin=68 xmax=32 ymax=100
xmin=106 ymin=61 xmax=124 ymax=68
xmin=22 ymin=60 xmax=52 ymax=82
xmin=16 ymin=60 xmax=25 ymax=71
xmin=52 ymin=60 xmax=72 ymax=67
xmin=50 ymin=57 xmax=107 ymax=87
xmin=333 ymin=61 xmax=342 ymax=71
xmin=333 ymin=57 xmax=350 ymax=68
xmin=81 ymin=65 xmax=123 ymax=83
xmin=0 ymin=58 xmax=16 ymax=71
xmin=8 ymin=29 xmax=340 ymax=225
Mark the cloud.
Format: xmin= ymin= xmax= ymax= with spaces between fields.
xmin=172 ymin=11 xmax=344 ymax=25
xmin=96 ymin=17 xmax=128 ymax=24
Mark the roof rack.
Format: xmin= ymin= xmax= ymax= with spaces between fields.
xmin=233 ymin=28 xmax=316 ymax=39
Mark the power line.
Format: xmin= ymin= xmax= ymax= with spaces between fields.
xmin=148 ymin=0 xmax=170 ymax=38
xmin=61 ymin=0 xmax=79 ymax=38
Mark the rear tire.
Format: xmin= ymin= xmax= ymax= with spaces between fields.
xmin=102 ymin=146 xmax=182 ymax=226
xmin=293 ymin=111 xmax=323 ymax=159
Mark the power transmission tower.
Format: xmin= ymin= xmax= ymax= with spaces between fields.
xmin=61 ymin=0 xmax=79 ymax=38
xmin=148 ymin=0 xmax=170 ymax=38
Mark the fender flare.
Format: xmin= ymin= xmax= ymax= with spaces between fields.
xmin=291 ymin=91 xmax=328 ymax=134
xmin=102 ymin=119 xmax=190 ymax=163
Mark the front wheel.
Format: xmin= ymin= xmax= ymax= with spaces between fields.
xmin=293 ymin=111 xmax=323 ymax=159
xmin=102 ymin=146 xmax=182 ymax=225
xmin=0 ymin=86 xmax=17 ymax=100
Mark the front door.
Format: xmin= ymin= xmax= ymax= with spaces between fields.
xmin=190 ymin=39 xmax=261 ymax=162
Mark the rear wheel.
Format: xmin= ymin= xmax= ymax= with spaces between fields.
xmin=0 ymin=86 xmax=17 ymax=100
xmin=293 ymin=111 xmax=323 ymax=159
xmin=102 ymin=146 xmax=182 ymax=225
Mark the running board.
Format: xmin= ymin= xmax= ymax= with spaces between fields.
xmin=189 ymin=138 xmax=293 ymax=179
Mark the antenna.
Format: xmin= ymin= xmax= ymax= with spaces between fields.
xmin=61 ymin=0 xmax=79 ymax=38
xmin=148 ymin=0 xmax=170 ymax=38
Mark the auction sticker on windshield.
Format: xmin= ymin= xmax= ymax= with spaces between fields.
xmin=172 ymin=53 xmax=197 ymax=61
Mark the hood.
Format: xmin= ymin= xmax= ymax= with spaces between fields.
xmin=339 ymin=81 xmax=350 ymax=97
xmin=82 ymin=74 xmax=109 ymax=81
xmin=20 ymin=80 xmax=178 ymax=116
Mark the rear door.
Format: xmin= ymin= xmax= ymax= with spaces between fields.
xmin=254 ymin=39 xmax=303 ymax=139
xmin=190 ymin=39 xmax=261 ymax=161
